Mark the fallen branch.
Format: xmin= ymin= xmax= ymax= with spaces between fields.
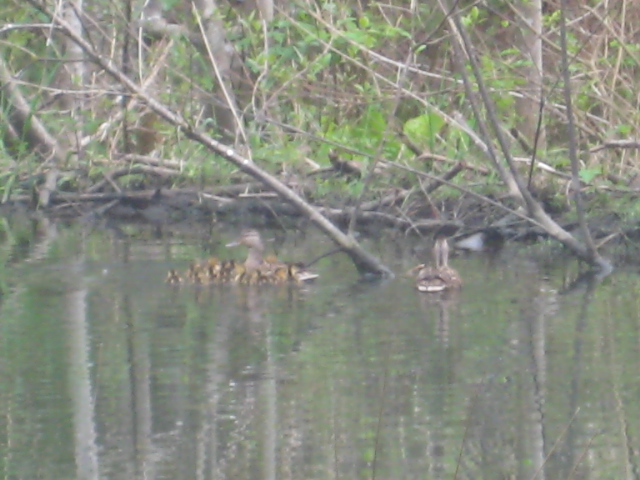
xmin=590 ymin=139 xmax=640 ymax=153
xmin=87 ymin=165 xmax=180 ymax=193
xmin=36 ymin=3 xmax=393 ymax=277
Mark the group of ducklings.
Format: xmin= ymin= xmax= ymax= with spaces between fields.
xmin=166 ymin=257 xmax=315 ymax=285
xmin=167 ymin=228 xmax=462 ymax=293
xmin=166 ymin=230 xmax=319 ymax=286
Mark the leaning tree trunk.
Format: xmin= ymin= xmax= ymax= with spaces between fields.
xmin=515 ymin=0 xmax=546 ymax=152
xmin=0 ymin=57 xmax=66 ymax=207
xmin=438 ymin=0 xmax=611 ymax=273
xmin=36 ymin=1 xmax=393 ymax=277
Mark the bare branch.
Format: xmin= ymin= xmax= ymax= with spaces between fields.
xmin=32 ymin=0 xmax=393 ymax=277
xmin=436 ymin=0 xmax=612 ymax=272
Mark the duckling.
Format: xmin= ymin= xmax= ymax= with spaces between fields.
xmin=263 ymin=254 xmax=280 ymax=265
xmin=192 ymin=267 xmax=209 ymax=284
xmin=186 ymin=261 xmax=205 ymax=282
xmin=270 ymin=265 xmax=291 ymax=284
xmin=414 ymin=235 xmax=461 ymax=293
xmin=220 ymin=259 xmax=239 ymax=281
xmin=205 ymin=258 xmax=221 ymax=278
xmin=166 ymin=269 xmax=183 ymax=284
xmin=203 ymin=257 xmax=237 ymax=283
xmin=247 ymin=268 xmax=275 ymax=285
xmin=288 ymin=262 xmax=320 ymax=282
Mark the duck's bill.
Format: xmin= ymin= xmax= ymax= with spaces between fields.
xmin=417 ymin=284 xmax=447 ymax=293
xmin=297 ymin=272 xmax=320 ymax=281
xmin=226 ymin=240 xmax=241 ymax=247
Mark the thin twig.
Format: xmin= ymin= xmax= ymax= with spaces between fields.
xmin=558 ymin=0 xmax=598 ymax=259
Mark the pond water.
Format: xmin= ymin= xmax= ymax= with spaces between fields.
xmin=0 ymin=216 xmax=638 ymax=480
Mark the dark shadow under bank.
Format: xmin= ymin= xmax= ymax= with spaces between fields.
xmin=0 ymin=187 xmax=638 ymax=266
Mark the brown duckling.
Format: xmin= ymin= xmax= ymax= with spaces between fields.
xmin=234 ymin=267 xmax=273 ymax=285
xmin=287 ymin=262 xmax=319 ymax=282
xmin=166 ymin=269 xmax=183 ymax=284
xmin=204 ymin=258 xmax=221 ymax=277
xmin=413 ymin=235 xmax=461 ymax=293
xmin=204 ymin=257 xmax=238 ymax=283
xmin=186 ymin=261 xmax=206 ymax=283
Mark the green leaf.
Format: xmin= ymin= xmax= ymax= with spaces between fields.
xmin=361 ymin=108 xmax=386 ymax=136
xmin=462 ymin=6 xmax=480 ymax=27
xmin=618 ymin=124 xmax=632 ymax=135
xmin=579 ymin=166 xmax=602 ymax=183
xmin=403 ymin=113 xmax=445 ymax=144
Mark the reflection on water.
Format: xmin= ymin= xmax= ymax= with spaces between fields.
xmin=0 ymin=218 xmax=638 ymax=480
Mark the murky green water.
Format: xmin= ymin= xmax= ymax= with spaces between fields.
xmin=0 ymin=217 xmax=638 ymax=480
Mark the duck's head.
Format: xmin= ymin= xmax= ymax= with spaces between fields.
xmin=226 ymin=229 xmax=264 ymax=251
xmin=432 ymin=236 xmax=450 ymax=268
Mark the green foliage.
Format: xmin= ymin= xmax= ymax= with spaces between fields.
xmin=579 ymin=166 xmax=602 ymax=183
xmin=0 ymin=173 xmax=16 ymax=203
xmin=323 ymin=103 xmax=391 ymax=152
xmin=2 ymin=0 xmax=640 ymax=210
xmin=160 ymin=0 xmax=182 ymax=9
xmin=543 ymin=10 xmax=561 ymax=27
xmin=253 ymin=142 xmax=307 ymax=169
xmin=403 ymin=112 xmax=445 ymax=147
xmin=461 ymin=6 xmax=482 ymax=27
xmin=572 ymin=187 xmax=640 ymax=221
xmin=314 ymin=175 xmax=364 ymax=199
xmin=617 ymin=124 xmax=633 ymax=136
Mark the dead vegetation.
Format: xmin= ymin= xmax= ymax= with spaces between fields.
xmin=3 ymin=0 xmax=640 ymax=273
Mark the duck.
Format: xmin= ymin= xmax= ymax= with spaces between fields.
xmin=455 ymin=227 xmax=505 ymax=253
xmin=412 ymin=233 xmax=462 ymax=293
xmin=226 ymin=229 xmax=319 ymax=284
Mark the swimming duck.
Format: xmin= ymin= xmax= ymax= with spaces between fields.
xmin=455 ymin=227 xmax=505 ymax=253
xmin=226 ymin=229 xmax=319 ymax=284
xmin=413 ymin=234 xmax=461 ymax=293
